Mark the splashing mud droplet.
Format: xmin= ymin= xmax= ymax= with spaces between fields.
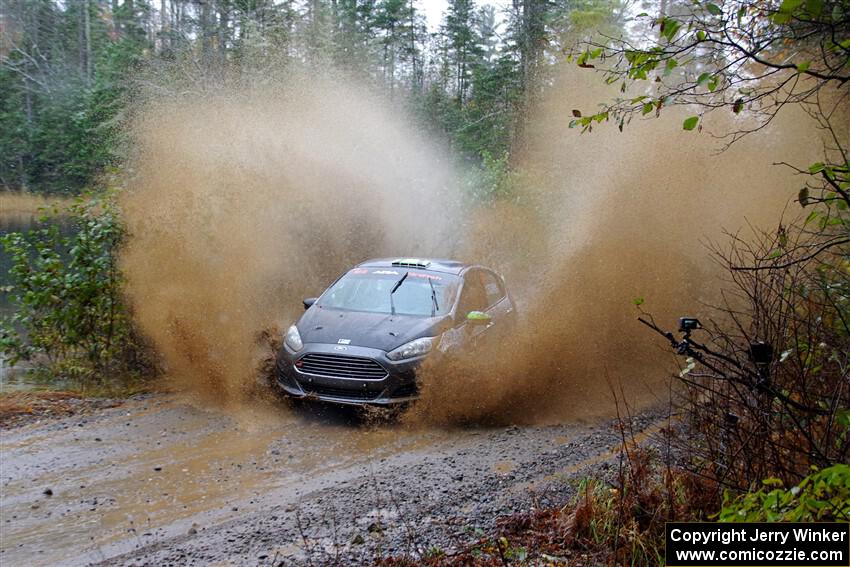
xmin=121 ymin=71 xmax=463 ymax=406
xmin=409 ymin=65 xmax=824 ymax=424
xmin=121 ymin=65 xmax=824 ymax=422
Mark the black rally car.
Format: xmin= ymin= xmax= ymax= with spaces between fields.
xmin=275 ymin=258 xmax=516 ymax=405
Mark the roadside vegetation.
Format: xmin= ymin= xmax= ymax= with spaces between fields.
xmin=0 ymin=191 xmax=72 ymax=218
xmin=375 ymin=458 xmax=849 ymax=565
xmin=1 ymin=190 xmax=156 ymax=386
xmin=569 ymin=0 xmax=850 ymax=495
xmin=1 ymin=0 xmax=848 ymax=564
xmin=391 ymin=0 xmax=850 ymax=562
xmin=0 ymin=389 xmax=134 ymax=428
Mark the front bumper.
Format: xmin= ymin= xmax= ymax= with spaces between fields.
xmin=275 ymin=343 xmax=425 ymax=405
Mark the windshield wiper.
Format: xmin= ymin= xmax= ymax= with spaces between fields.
xmin=428 ymin=277 xmax=439 ymax=317
xmin=389 ymin=271 xmax=409 ymax=315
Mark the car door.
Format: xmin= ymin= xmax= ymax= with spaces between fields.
xmin=454 ymin=269 xmax=494 ymax=347
xmin=478 ymin=269 xmax=515 ymax=343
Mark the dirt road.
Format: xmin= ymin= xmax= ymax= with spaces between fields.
xmin=0 ymin=394 xmax=665 ymax=566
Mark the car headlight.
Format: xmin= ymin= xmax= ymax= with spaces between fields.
xmin=387 ymin=337 xmax=436 ymax=361
xmin=284 ymin=325 xmax=303 ymax=352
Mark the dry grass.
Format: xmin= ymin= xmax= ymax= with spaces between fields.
xmin=0 ymin=379 xmax=161 ymax=428
xmin=0 ymin=391 xmax=88 ymax=427
xmin=0 ymin=191 xmax=72 ymax=220
xmin=375 ymin=448 xmax=718 ymax=567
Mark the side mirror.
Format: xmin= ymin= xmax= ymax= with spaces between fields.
xmin=303 ymin=297 xmax=318 ymax=310
xmin=466 ymin=311 xmax=492 ymax=325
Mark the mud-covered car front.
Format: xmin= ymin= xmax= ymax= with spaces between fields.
xmin=275 ymin=265 xmax=458 ymax=404
xmin=275 ymin=337 xmax=435 ymax=405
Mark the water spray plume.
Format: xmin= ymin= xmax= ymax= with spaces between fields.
xmin=121 ymin=71 xmax=461 ymax=405
xmin=412 ymin=66 xmax=823 ymax=424
xmin=121 ymin=64 xmax=822 ymax=422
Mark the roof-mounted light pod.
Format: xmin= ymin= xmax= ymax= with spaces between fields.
xmin=391 ymin=258 xmax=431 ymax=269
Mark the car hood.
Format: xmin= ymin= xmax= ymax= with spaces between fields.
xmin=297 ymin=306 xmax=449 ymax=352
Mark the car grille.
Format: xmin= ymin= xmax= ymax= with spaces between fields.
xmin=297 ymin=353 xmax=388 ymax=380
xmin=301 ymin=385 xmax=379 ymax=400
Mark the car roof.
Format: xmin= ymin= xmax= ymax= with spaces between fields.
xmin=356 ymin=258 xmax=469 ymax=275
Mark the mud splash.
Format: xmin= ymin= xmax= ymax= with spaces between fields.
xmin=410 ymin=66 xmax=824 ymax=424
xmin=121 ymin=71 xmax=461 ymax=405
xmin=121 ymin=64 xmax=822 ymax=421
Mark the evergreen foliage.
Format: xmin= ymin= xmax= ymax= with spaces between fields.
xmin=0 ymin=0 xmax=624 ymax=193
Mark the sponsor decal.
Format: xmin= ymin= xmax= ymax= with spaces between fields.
xmin=408 ymin=272 xmax=442 ymax=280
xmin=334 ymin=346 xmax=348 ymax=351
xmin=337 ymin=339 xmax=351 ymax=345
xmin=372 ymin=270 xmax=399 ymax=275
xmin=351 ymin=268 xmax=368 ymax=275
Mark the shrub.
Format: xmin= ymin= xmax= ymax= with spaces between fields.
xmin=639 ymin=189 xmax=850 ymax=491
xmin=719 ymin=464 xmax=850 ymax=523
xmin=1 ymin=190 xmax=151 ymax=382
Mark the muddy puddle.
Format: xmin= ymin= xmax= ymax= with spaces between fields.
xmin=0 ymin=395 xmax=463 ymax=566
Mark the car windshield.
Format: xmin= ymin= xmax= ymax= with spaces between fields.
xmin=318 ymin=268 xmax=459 ymax=317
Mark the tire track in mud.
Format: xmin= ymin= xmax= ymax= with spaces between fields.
xmin=86 ymin=404 xmax=666 ymax=566
xmin=1 ymin=394 xmax=667 ymax=566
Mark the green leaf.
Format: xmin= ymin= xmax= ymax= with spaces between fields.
xmin=696 ymin=30 xmax=707 ymax=41
xmin=642 ymin=102 xmax=654 ymax=115
xmin=660 ymin=18 xmax=681 ymax=42
xmin=705 ymin=3 xmax=722 ymax=15
xmin=732 ymin=99 xmax=744 ymax=114
xmin=796 ymin=61 xmax=811 ymax=72
xmin=683 ymin=116 xmax=699 ymax=130
xmin=779 ymin=0 xmax=804 ymax=13
xmin=808 ymin=162 xmax=825 ymax=174
xmin=805 ymin=0 xmax=823 ymax=16
xmin=632 ymin=297 xmax=645 ymax=306
xmin=697 ymin=72 xmax=712 ymax=86
xmin=771 ymin=11 xmax=792 ymax=23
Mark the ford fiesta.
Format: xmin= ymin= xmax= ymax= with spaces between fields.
xmin=275 ymin=258 xmax=516 ymax=405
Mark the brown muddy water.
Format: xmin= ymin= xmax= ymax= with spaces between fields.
xmin=121 ymin=65 xmax=823 ymax=424
xmin=0 ymin=395 xmax=457 ymax=565
xmin=0 ymin=392 xmax=666 ymax=566
xmin=0 ymin=63 xmax=831 ymax=566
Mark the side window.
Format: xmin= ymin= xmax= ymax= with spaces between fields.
xmin=457 ymin=271 xmax=488 ymax=317
xmin=480 ymin=271 xmax=505 ymax=307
